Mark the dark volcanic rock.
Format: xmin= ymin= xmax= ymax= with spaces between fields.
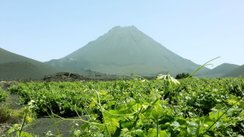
xmin=43 ymin=72 xmax=90 ymax=81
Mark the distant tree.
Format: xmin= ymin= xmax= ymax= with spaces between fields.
xmin=175 ymin=73 xmax=191 ymax=79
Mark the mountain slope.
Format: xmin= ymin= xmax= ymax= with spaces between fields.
xmin=47 ymin=26 xmax=205 ymax=76
xmin=0 ymin=48 xmax=58 ymax=80
xmin=199 ymin=63 xmax=240 ymax=77
xmin=225 ymin=65 xmax=244 ymax=77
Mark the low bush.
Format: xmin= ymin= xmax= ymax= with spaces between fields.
xmin=0 ymin=87 xmax=8 ymax=102
xmin=0 ymin=105 xmax=23 ymax=123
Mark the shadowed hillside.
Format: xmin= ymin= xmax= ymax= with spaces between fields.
xmin=225 ymin=65 xmax=244 ymax=77
xmin=199 ymin=63 xmax=240 ymax=77
xmin=0 ymin=48 xmax=58 ymax=80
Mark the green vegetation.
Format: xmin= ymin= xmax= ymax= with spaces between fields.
xmin=0 ymin=105 xmax=11 ymax=123
xmin=0 ymin=87 xmax=7 ymax=102
xmin=0 ymin=105 xmax=22 ymax=124
xmin=1 ymin=77 xmax=243 ymax=136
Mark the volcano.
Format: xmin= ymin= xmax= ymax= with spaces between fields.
xmin=47 ymin=26 xmax=203 ymax=76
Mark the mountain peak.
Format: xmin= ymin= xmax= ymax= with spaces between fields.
xmin=108 ymin=25 xmax=139 ymax=33
xmin=49 ymin=26 xmax=198 ymax=76
xmin=48 ymin=26 xmax=201 ymax=76
xmin=111 ymin=25 xmax=137 ymax=30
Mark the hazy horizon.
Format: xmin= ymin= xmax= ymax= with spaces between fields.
xmin=0 ymin=1 xmax=243 ymax=67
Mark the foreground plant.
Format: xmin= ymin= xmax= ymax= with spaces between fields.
xmin=5 ymin=100 xmax=36 ymax=137
xmin=6 ymin=78 xmax=244 ymax=136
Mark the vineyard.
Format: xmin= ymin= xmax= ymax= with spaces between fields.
xmin=0 ymin=77 xmax=244 ymax=137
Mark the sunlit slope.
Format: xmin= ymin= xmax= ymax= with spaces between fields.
xmin=0 ymin=48 xmax=58 ymax=80
xmin=48 ymin=26 xmax=202 ymax=76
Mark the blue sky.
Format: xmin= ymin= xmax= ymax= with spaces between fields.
xmin=0 ymin=0 xmax=243 ymax=67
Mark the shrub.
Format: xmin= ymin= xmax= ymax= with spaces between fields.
xmin=0 ymin=87 xmax=8 ymax=102
xmin=0 ymin=105 xmax=23 ymax=124
xmin=175 ymin=73 xmax=191 ymax=79
xmin=0 ymin=105 xmax=11 ymax=123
